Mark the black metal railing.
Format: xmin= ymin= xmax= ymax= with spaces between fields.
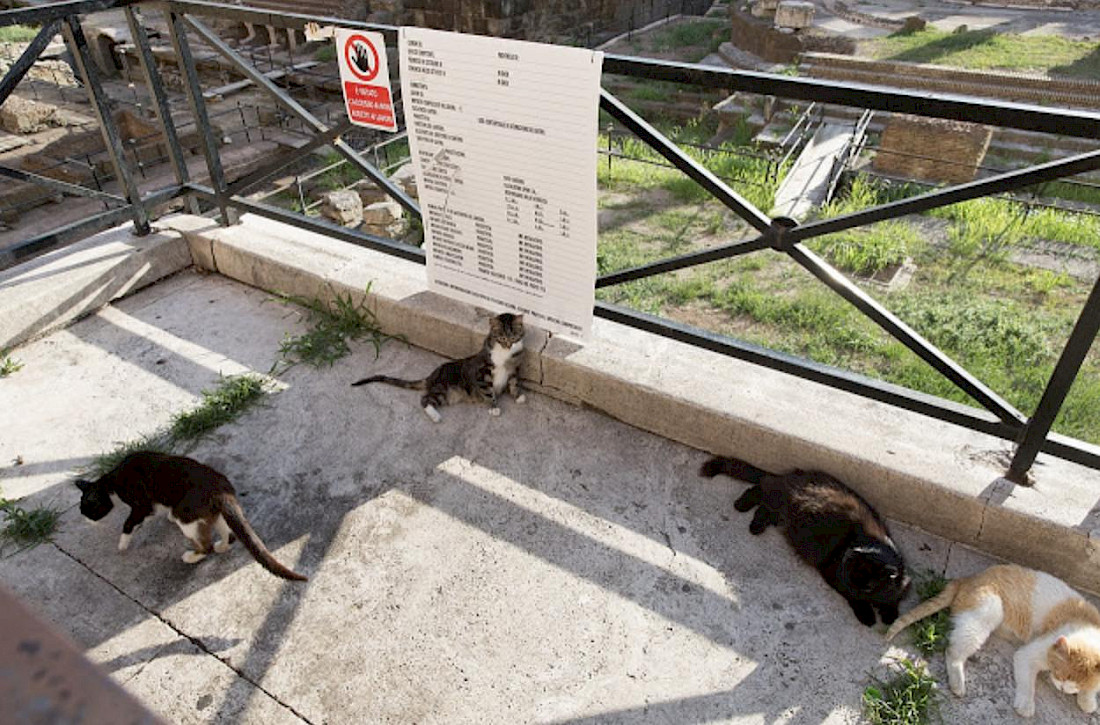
xmin=3 ymin=0 xmax=1100 ymax=482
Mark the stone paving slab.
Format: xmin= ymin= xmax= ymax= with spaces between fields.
xmin=1 ymin=269 xmax=1094 ymax=724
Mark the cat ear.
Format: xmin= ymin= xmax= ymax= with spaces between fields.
xmin=514 ymin=314 xmax=524 ymax=323
xmin=74 ymin=479 xmax=90 ymax=492
xmin=1055 ymin=636 xmax=1070 ymax=654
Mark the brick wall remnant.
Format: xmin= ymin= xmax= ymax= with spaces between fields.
xmin=872 ymin=115 xmax=992 ymax=184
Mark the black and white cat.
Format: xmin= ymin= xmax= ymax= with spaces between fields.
xmin=76 ymin=451 xmax=307 ymax=581
xmin=701 ymin=455 xmax=909 ymax=626
xmin=351 ymin=313 xmax=526 ymax=422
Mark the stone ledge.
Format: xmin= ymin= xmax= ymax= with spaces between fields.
xmin=13 ymin=213 xmax=1100 ymax=595
xmin=0 ymin=222 xmax=192 ymax=351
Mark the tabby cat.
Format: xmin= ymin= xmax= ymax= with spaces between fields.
xmin=351 ymin=312 xmax=526 ymax=423
xmin=886 ymin=564 xmax=1100 ymax=718
xmin=700 ymin=455 xmax=909 ymax=626
xmin=76 ymin=451 xmax=307 ymax=581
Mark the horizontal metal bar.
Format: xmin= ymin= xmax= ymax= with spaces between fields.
xmin=602 ymin=54 xmax=1100 ymax=140
xmin=594 ymin=300 xmax=1016 ymax=438
xmin=165 ymin=0 xmax=397 ymax=39
xmin=596 ymin=235 xmax=769 ymax=288
xmin=0 ymin=164 xmax=126 ymax=203
xmin=789 ymin=149 xmax=1100 ymax=244
xmin=0 ymin=19 xmax=60 ymax=106
xmin=186 ymin=184 xmax=427 ymax=264
xmin=600 ymin=89 xmax=773 ymax=234
xmin=0 ymin=0 xmax=135 ymax=27
xmin=1040 ymin=431 xmax=1100 ymax=473
xmin=0 ymin=185 xmax=183 ymax=272
xmin=227 ymin=119 xmax=353 ymax=197
xmin=786 ymin=243 xmax=1025 ymax=425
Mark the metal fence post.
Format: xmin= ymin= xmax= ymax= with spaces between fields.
xmin=61 ymin=15 xmax=151 ymax=235
xmin=165 ymin=10 xmax=236 ymax=225
xmin=125 ymin=5 xmax=200 ymax=215
xmin=1007 ymin=275 xmax=1100 ymax=483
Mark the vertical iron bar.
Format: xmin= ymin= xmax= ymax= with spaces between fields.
xmin=0 ymin=19 xmax=60 ymax=105
xmin=125 ymin=5 xmax=199 ymax=214
xmin=166 ymin=10 xmax=234 ymax=224
xmin=62 ymin=15 xmax=150 ymax=234
xmin=1008 ymin=275 xmax=1100 ymax=482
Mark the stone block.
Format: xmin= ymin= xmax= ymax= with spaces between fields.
xmin=775 ymin=0 xmax=814 ymax=29
xmin=0 ymin=96 xmax=60 ymax=134
xmin=321 ymin=189 xmax=363 ymax=227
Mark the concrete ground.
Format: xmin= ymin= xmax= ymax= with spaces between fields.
xmin=1 ymin=267 xmax=1095 ymax=724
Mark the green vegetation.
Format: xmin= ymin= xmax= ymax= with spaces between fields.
xmin=866 ymin=28 xmax=1100 ymax=79
xmin=0 ymin=354 xmax=23 ymax=377
xmin=0 ymin=491 xmax=61 ymax=554
xmin=863 ymin=658 xmax=941 ymax=725
xmin=648 ymin=19 xmax=729 ymax=61
xmin=314 ymin=42 xmax=336 ymax=63
xmin=909 ymin=572 xmax=952 ymax=655
xmin=168 ymin=374 xmax=267 ymax=441
xmin=0 ymin=25 xmax=40 ymax=43
xmin=272 ymin=285 xmax=399 ymax=372
xmin=84 ymin=375 xmax=269 ymax=479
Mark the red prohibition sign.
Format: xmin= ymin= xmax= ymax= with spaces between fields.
xmin=344 ymin=34 xmax=380 ymax=82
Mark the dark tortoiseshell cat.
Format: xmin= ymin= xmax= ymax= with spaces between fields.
xmin=701 ymin=455 xmax=909 ymax=626
xmin=351 ymin=313 xmax=526 ymax=422
xmin=76 ymin=451 xmax=306 ymax=581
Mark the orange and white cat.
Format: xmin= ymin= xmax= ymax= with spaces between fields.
xmin=886 ymin=564 xmax=1100 ymax=718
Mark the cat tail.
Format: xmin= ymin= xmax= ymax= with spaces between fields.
xmin=350 ymin=375 xmax=427 ymax=390
xmin=884 ymin=579 xmax=960 ymax=641
xmin=698 ymin=456 xmax=769 ymax=485
xmin=218 ymin=494 xmax=308 ymax=581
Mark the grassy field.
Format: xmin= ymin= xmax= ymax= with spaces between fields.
xmin=596 ymin=124 xmax=1100 ymax=445
xmin=865 ymin=28 xmax=1100 ymax=78
xmin=0 ymin=25 xmax=41 ymax=43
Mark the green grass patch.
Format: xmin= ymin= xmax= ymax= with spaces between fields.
xmin=314 ymin=42 xmax=336 ymax=62
xmin=0 ymin=354 xmax=23 ymax=377
xmin=0 ymin=491 xmax=61 ymax=554
xmin=272 ymin=285 xmax=399 ymax=372
xmin=168 ymin=374 xmax=267 ymax=441
xmin=908 ymin=572 xmax=952 ymax=656
xmin=83 ymin=375 xmax=268 ymax=479
xmin=648 ymin=19 xmax=729 ymax=61
xmin=810 ymin=221 xmax=920 ymax=276
xmin=863 ymin=658 xmax=941 ymax=725
xmin=865 ymin=27 xmax=1100 ymax=78
xmin=0 ymin=25 xmax=41 ymax=42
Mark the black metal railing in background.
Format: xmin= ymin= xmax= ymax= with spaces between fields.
xmin=2 ymin=0 xmax=1100 ymax=483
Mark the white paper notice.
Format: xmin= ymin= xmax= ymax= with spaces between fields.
xmin=399 ymin=27 xmax=603 ymax=340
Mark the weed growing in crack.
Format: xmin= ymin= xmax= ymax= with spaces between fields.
xmin=907 ymin=572 xmax=952 ymax=656
xmin=0 ymin=490 xmax=61 ymax=554
xmin=863 ymin=657 xmax=941 ymax=725
xmin=271 ymin=284 xmax=400 ymax=373
xmin=1 ymin=353 xmax=23 ymax=377
xmin=83 ymin=374 xmax=270 ymax=479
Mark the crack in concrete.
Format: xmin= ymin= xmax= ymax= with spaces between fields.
xmin=49 ymin=541 xmax=313 ymax=725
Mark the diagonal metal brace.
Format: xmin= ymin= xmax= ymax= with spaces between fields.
xmin=600 ymin=88 xmax=772 ymax=234
xmin=0 ymin=164 xmax=125 ymax=203
xmin=0 ymin=19 xmax=61 ymax=106
xmin=180 ymin=14 xmax=419 ymax=218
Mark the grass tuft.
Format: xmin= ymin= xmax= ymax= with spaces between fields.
xmin=0 ymin=492 xmax=61 ymax=553
xmin=0 ymin=25 xmax=40 ymax=42
xmin=272 ymin=285 xmax=399 ymax=372
xmin=168 ymin=374 xmax=268 ymax=441
xmin=863 ymin=658 xmax=941 ymax=725
xmin=83 ymin=375 xmax=268 ymax=479
xmin=909 ymin=572 xmax=952 ymax=655
xmin=1 ymin=352 xmax=24 ymax=377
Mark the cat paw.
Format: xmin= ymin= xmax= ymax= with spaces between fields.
xmin=1078 ymin=693 xmax=1097 ymax=714
xmin=423 ymin=405 xmax=442 ymax=424
xmin=1013 ymin=697 xmax=1035 ymax=718
xmin=182 ymin=550 xmax=207 ymax=564
xmin=214 ymin=541 xmax=230 ymax=553
xmin=515 ymin=394 xmax=527 ymax=404
xmin=947 ymin=667 xmax=966 ymax=697
xmin=117 ymin=533 xmax=132 ymax=552
xmin=488 ymin=407 xmax=501 ymax=417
